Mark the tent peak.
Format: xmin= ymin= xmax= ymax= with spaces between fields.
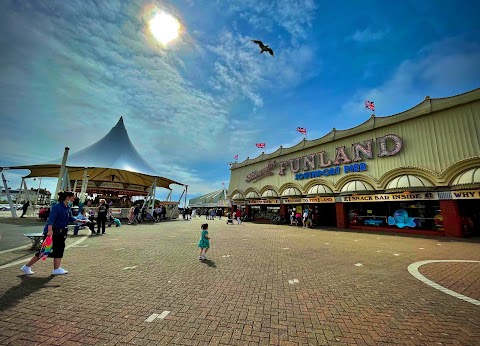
xmin=115 ymin=116 xmax=125 ymax=129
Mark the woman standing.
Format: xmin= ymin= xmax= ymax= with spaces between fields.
xmin=21 ymin=191 xmax=76 ymax=275
xmin=97 ymin=199 xmax=109 ymax=235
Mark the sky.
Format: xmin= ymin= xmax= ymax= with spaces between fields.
xmin=0 ymin=0 xmax=479 ymax=204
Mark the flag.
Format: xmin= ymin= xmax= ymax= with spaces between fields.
xmin=256 ymin=143 xmax=266 ymax=148
xmin=365 ymin=100 xmax=375 ymax=111
xmin=234 ymin=154 xmax=238 ymax=160
xmin=297 ymin=127 xmax=307 ymax=135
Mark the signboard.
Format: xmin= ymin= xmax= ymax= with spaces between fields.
xmin=245 ymin=134 xmax=404 ymax=182
xmin=283 ymin=197 xmax=335 ymax=204
xmin=342 ymin=192 xmax=438 ymax=203
xmin=247 ymin=199 xmax=282 ymax=204
xmin=127 ymin=185 xmax=145 ymax=192
xmin=217 ymin=199 xmax=232 ymax=207
xmin=451 ymin=190 xmax=480 ymax=199
xmin=110 ymin=208 xmax=122 ymax=214
xmin=99 ymin=182 xmax=124 ymax=189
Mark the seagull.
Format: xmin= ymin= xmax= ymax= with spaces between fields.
xmin=251 ymin=40 xmax=274 ymax=57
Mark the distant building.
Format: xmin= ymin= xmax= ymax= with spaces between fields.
xmin=188 ymin=189 xmax=231 ymax=209
xmin=0 ymin=188 xmax=52 ymax=205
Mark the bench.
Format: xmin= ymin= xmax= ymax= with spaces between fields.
xmin=23 ymin=233 xmax=45 ymax=250
xmin=24 ymin=225 xmax=79 ymax=250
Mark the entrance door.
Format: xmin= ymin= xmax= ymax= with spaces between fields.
xmin=458 ymin=200 xmax=480 ymax=237
xmin=314 ymin=204 xmax=337 ymax=227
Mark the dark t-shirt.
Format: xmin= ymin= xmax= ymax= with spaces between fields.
xmin=98 ymin=204 xmax=109 ymax=218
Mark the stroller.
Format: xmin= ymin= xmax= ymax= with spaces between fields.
xmin=226 ymin=212 xmax=233 ymax=225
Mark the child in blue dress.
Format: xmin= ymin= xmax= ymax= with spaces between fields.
xmin=198 ymin=223 xmax=210 ymax=260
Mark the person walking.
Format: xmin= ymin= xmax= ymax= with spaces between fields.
xmin=20 ymin=200 xmax=30 ymax=218
xmin=97 ymin=199 xmax=109 ymax=234
xmin=197 ymin=223 xmax=210 ymax=261
xmin=21 ymin=191 xmax=76 ymax=275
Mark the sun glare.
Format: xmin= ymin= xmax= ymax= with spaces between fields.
xmin=149 ymin=11 xmax=180 ymax=45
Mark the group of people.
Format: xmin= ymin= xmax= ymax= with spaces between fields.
xmin=20 ymin=190 xmax=215 ymax=275
xmin=204 ymin=208 xmax=224 ymax=220
xmin=290 ymin=208 xmax=315 ymax=228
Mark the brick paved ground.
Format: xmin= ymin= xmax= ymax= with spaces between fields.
xmin=0 ymin=218 xmax=479 ymax=345
xmin=419 ymin=262 xmax=480 ymax=301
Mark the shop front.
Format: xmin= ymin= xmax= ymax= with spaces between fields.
xmin=227 ymin=89 xmax=480 ymax=237
xmin=341 ymin=192 xmax=443 ymax=235
xmin=283 ymin=196 xmax=336 ymax=227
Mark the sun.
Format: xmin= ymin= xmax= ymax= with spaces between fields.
xmin=148 ymin=11 xmax=180 ymax=45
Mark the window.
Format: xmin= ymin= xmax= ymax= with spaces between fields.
xmin=347 ymin=201 xmax=442 ymax=231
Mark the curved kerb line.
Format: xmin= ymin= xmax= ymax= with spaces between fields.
xmin=408 ymin=260 xmax=480 ymax=306
xmin=0 ymin=233 xmax=91 ymax=270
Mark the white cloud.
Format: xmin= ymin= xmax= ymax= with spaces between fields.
xmin=350 ymin=28 xmax=388 ymax=42
xmin=340 ymin=39 xmax=480 ymax=120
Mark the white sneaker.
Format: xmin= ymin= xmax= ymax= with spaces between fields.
xmin=21 ymin=265 xmax=34 ymax=275
xmin=52 ymin=268 xmax=68 ymax=275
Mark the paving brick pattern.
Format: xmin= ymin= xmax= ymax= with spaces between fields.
xmin=0 ymin=219 xmax=479 ymax=345
xmin=419 ymin=262 xmax=480 ymax=301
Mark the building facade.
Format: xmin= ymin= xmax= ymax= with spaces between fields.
xmin=1 ymin=188 xmax=52 ymax=205
xmin=189 ymin=189 xmax=231 ymax=212
xmin=227 ymin=89 xmax=480 ymax=237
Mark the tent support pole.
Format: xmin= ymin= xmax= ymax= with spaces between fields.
xmin=17 ymin=177 xmax=25 ymax=205
xmin=54 ymin=147 xmax=70 ymax=202
xmin=184 ymin=185 xmax=188 ymax=208
xmin=166 ymin=190 xmax=172 ymax=202
xmin=79 ymin=169 xmax=89 ymax=203
xmin=62 ymin=168 xmax=70 ymax=191
xmin=35 ymin=178 xmax=42 ymax=205
xmin=1 ymin=171 xmax=17 ymax=218
xmin=73 ymin=180 xmax=78 ymax=195
xmin=150 ymin=177 xmax=157 ymax=218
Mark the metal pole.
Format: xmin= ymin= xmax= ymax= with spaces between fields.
xmin=54 ymin=147 xmax=70 ymax=201
xmin=66 ymin=169 xmax=71 ymax=191
xmin=1 ymin=171 xmax=17 ymax=218
xmin=79 ymin=169 xmax=89 ymax=203
xmin=35 ymin=177 xmax=42 ymax=205
xmin=17 ymin=177 xmax=25 ymax=205
xmin=150 ymin=177 xmax=157 ymax=217
xmin=184 ymin=185 xmax=188 ymax=208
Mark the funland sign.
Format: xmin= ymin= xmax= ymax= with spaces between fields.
xmin=245 ymin=134 xmax=403 ymax=183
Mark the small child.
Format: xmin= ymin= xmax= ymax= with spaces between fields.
xmin=113 ymin=217 xmax=121 ymax=227
xmin=198 ymin=223 xmax=210 ymax=261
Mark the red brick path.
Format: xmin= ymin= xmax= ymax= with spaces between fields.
xmin=0 ymin=219 xmax=479 ymax=345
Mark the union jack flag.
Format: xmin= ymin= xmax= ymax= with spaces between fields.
xmin=234 ymin=154 xmax=238 ymax=160
xmin=256 ymin=143 xmax=266 ymax=148
xmin=297 ymin=127 xmax=307 ymax=135
xmin=365 ymin=100 xmax=375 ymax=111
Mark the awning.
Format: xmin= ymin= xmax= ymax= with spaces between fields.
xmin=307 ymin=184 xmax=334 ymax=196
xmin=340 ymin=181 xmax=375 ymax=195
xmin=5 ymin=164 xmax=181 ymax=190
xmin=245 ymin=191 xmax=260 ymax=199
xmin=451 ymin=168 xmax=480 ymax=189
xmin=385 ymin=174 xmax=434 ymax=192
xmin=261 ymin=189 xmax=279 ymax=198
xmin=281 ymin=187 xmax=302 ymax=197
xmin=231 ymin=192 xmax=245 ymax=200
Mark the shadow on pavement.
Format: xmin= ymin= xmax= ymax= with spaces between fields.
xmin=0 ymin=275 xmax=57 ymax=312
xmin=202 ymin=260 xmax=216 ymax=268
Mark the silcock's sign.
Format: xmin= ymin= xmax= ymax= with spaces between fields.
xmin=245 ymin=134 xmax=403 ymax=183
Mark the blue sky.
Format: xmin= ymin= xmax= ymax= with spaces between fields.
xmin=0 ymin=0 xmax=479 ymax=203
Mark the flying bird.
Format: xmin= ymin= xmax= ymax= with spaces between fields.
xmin=251 ymin=40 xmax=274 ymax=57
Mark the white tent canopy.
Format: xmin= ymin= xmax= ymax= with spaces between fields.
xmin=3 ymin=116 xmax=184 ymax=191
